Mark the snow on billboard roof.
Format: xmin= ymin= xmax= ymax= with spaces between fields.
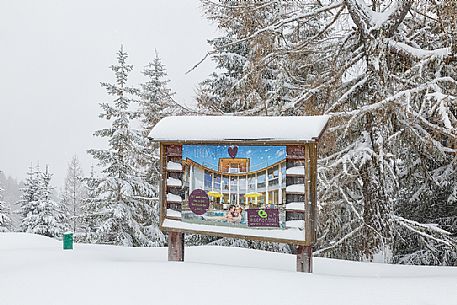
xmin=149 ymin=115 xmax=330 ymax=142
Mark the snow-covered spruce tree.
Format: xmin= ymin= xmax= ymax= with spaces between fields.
xmin=0 ymin=172 xmax=21 ymax=230
xmin=197 ymin=0 xmax=310 ymax=116
xmin=61 ymin=155 xmax=86 ymax=233
xmin=139 ymin=51 xmax=182 ymax=195
xmin=136 ymin=50 xmax=186 ymax=247
xmin=196 ymin=0 xmax=253 ymax=114
xmin=139 ymin=50 xmax=183 ymax=133
xmin=0 ymin=171 xmax=12 ymax=232
xmin=80 ymin=166 xmax=100 ymax=242
xmin=18 ymin=166 xmax=67 ymax=237
xmin=17 ymin=165 xmax=40 ymax=232
xmin=87 ymin=46 xmax=158 ymax=247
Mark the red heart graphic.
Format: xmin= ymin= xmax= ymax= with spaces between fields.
xmin=228 ymin=146 xmax=238 ymax=158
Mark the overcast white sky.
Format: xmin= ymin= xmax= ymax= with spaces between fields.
xmin=0 ymin=0 xmax=216 ymax=186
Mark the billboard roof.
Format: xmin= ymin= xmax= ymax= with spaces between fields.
xmin=149 ymin=115 xmax=330 ymax=142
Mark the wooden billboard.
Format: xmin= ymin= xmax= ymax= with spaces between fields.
xmin=149 ymin=116 xmax=329 ymax=272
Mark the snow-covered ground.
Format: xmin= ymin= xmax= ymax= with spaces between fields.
xmin=1 ymin=233 xmax=456 ymax=305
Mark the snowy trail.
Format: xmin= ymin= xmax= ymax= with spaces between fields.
xmin=1 ymin=233 xmax=456 ymax=305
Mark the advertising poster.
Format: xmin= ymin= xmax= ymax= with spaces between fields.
xmin=180 ymin=145 xmax=287 ymax=229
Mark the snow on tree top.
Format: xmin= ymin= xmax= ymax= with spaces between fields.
xmin=149 ymin=115 xmax=330 ymax=142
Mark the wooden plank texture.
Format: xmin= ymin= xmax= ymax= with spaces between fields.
xmin=161 ymin=223 xmax=307 ymax=245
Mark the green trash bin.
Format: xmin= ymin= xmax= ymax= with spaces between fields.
xmin=63 ymin=232 xmax=73 ymax=250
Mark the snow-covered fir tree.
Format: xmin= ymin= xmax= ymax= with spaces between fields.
xmin=137 ymin=51 xmax=190 ymax=246
xmin=17 ymin=165 xmax=40 ymax=232
xmin=18 ymin=165 xmax=67 ymax=238
xmin=61 ymin=155 xmax=86 ymax=233
xmin=139 ymin=51 xmax=182 ymax=195
xmin=80 ymin=166 xmax=100 ymax=242
xmin=0 ymin=171 xmax=11 ymax=232
xmin=197 ymin=0 xmax=294 ymax=115
xmin=0 ymin=172 xmax=21 ymax=230
xmin=139 ymin=50 xmax=183 ymax=133
xmin=86 ymin=46 xmax=160 ymax=247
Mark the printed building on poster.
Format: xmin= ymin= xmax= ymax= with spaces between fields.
xmin=182 ymin=157 xmax=287 ymax=209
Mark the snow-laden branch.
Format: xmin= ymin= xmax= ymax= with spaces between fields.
xmin=326 ymin=75 xmax=367 ymax=113
xmin=319 ymin=141 xmax=356 ymax=162
xmin=407 ymin=120 xmax=456 ymax=155
xmin=186 ymin=1 xmax=344 ymax=74
xmin=344 ymin=0 xmax=372 ymax=34
xmin=241 ymin=0 xmax=344 ymax=41
xmin=380 ymin=0 xmax=414 ymax=37
xmin=338 ymin=186 xmax=363 ymax=220
xmin=345 ymin=0 xmax=414 ymax=37
xmin=201 ymin=0 xmax=278 ymax=10
xmin=329 ymin=77 xmax=456 ymax=122
xmin=386 ymin=38 xmax=452 ymax=60
xmin=131 ymin=196 xmax=159 ymax=201
xmin=289 ymin=5 xmax=345 ymax=52
xmin=314 ymin=224 xmax=363 ymax=255
xmin=392 ymin=215 xmax=455 ymax=247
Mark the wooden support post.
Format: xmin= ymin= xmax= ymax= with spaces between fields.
xmin=296 ymin=143 xmax=315 ymax=273
xmin=168 ymin=231 xmax=184 ymax=262
xmin=309 ymin=143 xmax=318 ymax=244
xmin=159 ymin=143 xmax=166 ymax=225
xmin=304 ymin=145 xmax=312 ymax=243
xmin=296 ymin=245 xmax=313 ymax=273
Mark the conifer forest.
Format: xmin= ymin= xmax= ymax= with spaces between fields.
xmin=1 ymin=0 xmax=456 ymax=267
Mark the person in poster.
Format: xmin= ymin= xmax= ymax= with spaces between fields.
xmin=224 ymin=205 xmax=243 ymax=223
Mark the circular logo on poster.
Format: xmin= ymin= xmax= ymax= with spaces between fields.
xmin=188 ymin=189 xmax=210 ymax=215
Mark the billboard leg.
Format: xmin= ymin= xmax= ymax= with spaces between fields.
xmin=168 ymin=231 xmax=184 ymax=262
xmin=296 ymin=245 xmax=313 ymax=273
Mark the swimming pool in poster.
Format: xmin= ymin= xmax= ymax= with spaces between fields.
xmin=180 ymin=145 xmax=287 ymax=229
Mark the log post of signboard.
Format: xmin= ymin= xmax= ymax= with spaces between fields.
xmin=289 ymin=142 xmax=318 ymax=273
xmin=296 ymin=245 xmax=313 ymax=273
xmin=161 ymin=143 xmax=185 ymax=262
xmin=168 ymin=231 xmax=184 ymax=261
xmin=150 ymin=116 xmax=329 ymax=273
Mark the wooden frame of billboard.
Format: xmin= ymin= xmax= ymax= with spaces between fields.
xmin=156 ymin=137 xmax=322 ymax=273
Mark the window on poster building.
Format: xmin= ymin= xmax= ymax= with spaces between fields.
xmin=257 ymin=173 xmax=266 ymax=190
xmin=214 ymin=175 xmax=221 ymax=190
xmin=204 ymin=171 xmax=212 ymax=190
